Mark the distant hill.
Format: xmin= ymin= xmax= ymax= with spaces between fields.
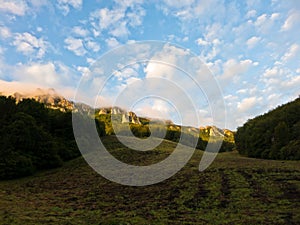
xmin=3 ymin=88 xmax=235 ymax=143
xmin=235 ymin=97 xmax=300 ymax=160
xmin=0 ymin=89 xmax=236 ymax=179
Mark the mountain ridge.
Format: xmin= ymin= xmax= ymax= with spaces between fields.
xmin=1 ymin=88 xmax=235 ymax=137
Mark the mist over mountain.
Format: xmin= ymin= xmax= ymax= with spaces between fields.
xmin=2 ymin=88 xmax=234 ymax=133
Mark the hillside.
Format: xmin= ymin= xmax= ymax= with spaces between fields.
xmin=0 ymin=90 xmax=235 ymax=179
xmin=0 ymin=136 xmax=299 ymax=224
xmin=0 ymin=96 xmax=80 ymax=179
xmin=0 ymin=92 xmax=299 ymax=224
xmin=235 ymin=97 xmax=300 ymax=160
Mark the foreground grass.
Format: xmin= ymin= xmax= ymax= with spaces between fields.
xmin=0 ymin=136 xmax=299 ymax=224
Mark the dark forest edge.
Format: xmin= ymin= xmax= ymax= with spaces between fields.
xmin=0 ymin=96 xmax=80 ymax=179
xmin=235 ymin=96 xmax=300 ymax=160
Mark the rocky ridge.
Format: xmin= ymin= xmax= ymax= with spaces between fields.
xmin=1 ymin=88 xmax=234 ymax=135
xmin=4 ymin=88 xmax=141 ymax=124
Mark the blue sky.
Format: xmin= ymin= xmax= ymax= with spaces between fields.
xmin=0 ymin=0 xmax=299 ymax=130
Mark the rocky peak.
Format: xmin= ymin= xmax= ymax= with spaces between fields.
xmin=121 ymin=111 xmax=141 ymax=124
xmin=97 ymin=107 xmax=141 ymax=124
xmin=200 ymin=126 xmax=233 ymax=137
xmin=9 ymin=88 xmax=74 ymax=112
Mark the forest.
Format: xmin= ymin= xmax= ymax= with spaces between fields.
xmin=0 ymin=96 xmax=79 ymax=179
xmin=235 ymin=96 xmax=300 ymax=160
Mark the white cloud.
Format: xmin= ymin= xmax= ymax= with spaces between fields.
xmin=113 ymin=0 xmax=145 ymax=8
xmin=0 ymin=0 xmax=28 ymax=16
xmin=0 ymin=26 xmax=11 ymax=39
xmin=77 ymin=66 xmax=91 ymax=77
xmin=220 ymin=59 xmax=254 ymax=80
xmin=236 ymin=89 xmax=247 ymax=94
xmin=263 ymin=66 xmax=282 ymax=78
xmin=281 ymin=10 xmax=300 ymax=31
xmin=237 ymin=97 xmax=257 ymax=112
xmin=162 ymin=0 xmax=225 ymax=25
xmin=134 ymin=98 xmax=174 ymax=121
xmin=12 ymin=32 xmax=48 ymax=58
xmin=196 ymin=38 xmax=209 ymax=46
xmin=281 ymin=44 xmax=300 ymax=63
xmin=36 ymin=27 xmax=43 ymax=32
xmin=114 ymin=67 xmax=138 ymax=81
xmin=29 ymin=0 xmax=49 ymax=8
xmin=86 ymin=40 xmax=100 ymax=52
xmin=167 ymin=34 xmax=189 ymax=43
xmin=64 ymin=37 xmax=86 ymax=56
xmin=163 ymin=0 xmax=195 ymax=8
xmin=204 ymin=23 xmax=223 ymax=42
xmin=11 ymin=62 xmax=75 ymax=89
xmin=182 ymin=36 xmax=189 ymax=42
xmin=260 ymin=64 xmax=300 ymax=104
xmin=72 ymin=26 xmax=89 ymax=37
xmin=57 ymin=0 xmax=82 ymax=15
xmin=282 ymin=75 xmax=300 ymax=89
xmin=246 ymin=9 xmax=256 ymax=18
xmin=109 ymin=21 xmax=130 ymax=37
xmin=105 ymin=37 xmax=120 ymax=48
xmin=127 ymin=5 xmax=146 ymax=27
xmin=246 ymin=36 xmax=261 ymax=48
xmin=270 ymin=13 xmax=280 ymax=20
xmin=15 ymin=62 xmax=57 ymax=85
xmin=91 ymin=8 xmax=125 ymax=30
xmin=86 ymin=57 xmax=96 ymax=65
xmin=0 ymin=79 xmax=76 ymax=101
xmin=125 ymin=77 xmax=141 ymax=85
xmin=92 ymin=28 xmax=100 ymax=37
xmin=0 ymin=79 xmax=49 ymax=96
xmin=267 ymin=93 xmax=280 ymax=102
xmin=0 ymin=46 xmax=4 ymax=55
xmin=196 ymin=23 xmax=224 ymax=61
xmin=58 ymin=0 xmax=82 ymax=9
xmin=254 ymin=13 xmax=279 ymax=33
xmin=90 ymin=2 xmax=145 ymax=38
xmin=144 ymin=45 xmax=189 ymax=80
xmin=255 ymin=14 xmax=267 ymax=27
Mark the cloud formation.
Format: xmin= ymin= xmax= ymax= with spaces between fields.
xmin=12 ymin=32 xmax=48 ymax=58
xmin=0 ymin=0 xmax=28 ymax=16
xmin=0 ymin=0 xmax=299 ymax=130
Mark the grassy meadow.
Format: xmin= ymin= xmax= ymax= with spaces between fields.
xmin=0 ymin=136 xmax=299 ymax=225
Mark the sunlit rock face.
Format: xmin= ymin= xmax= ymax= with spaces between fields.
xmin=2 ymin=88 xmax=235 ymax=132
xmin=11 ymin=88 xmax=74 ymax=112
xmin=97 ymin=107 xmax=141 ymax=125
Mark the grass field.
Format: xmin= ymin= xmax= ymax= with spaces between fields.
xmin=0 ymin=136 xmax=299 ymax=224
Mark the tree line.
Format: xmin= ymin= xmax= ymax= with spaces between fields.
xmin=0 ymin=96 xmax=79 ymax=179
xmin=95 ymin=114 xmax=235 ymax=153
xmin=235 ymin=97 xmax=300 ymax=160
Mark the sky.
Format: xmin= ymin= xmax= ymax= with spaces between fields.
xmin=0 ymin=0 xmax=299 ymax=130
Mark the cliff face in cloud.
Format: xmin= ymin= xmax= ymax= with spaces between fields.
xmin=12 ymin=88 xmax=74 ymax=112
xmin=4 ymin=88 xmax=141 ymax=125
xmin=1 ymin=88 xmax=234 ymax=134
